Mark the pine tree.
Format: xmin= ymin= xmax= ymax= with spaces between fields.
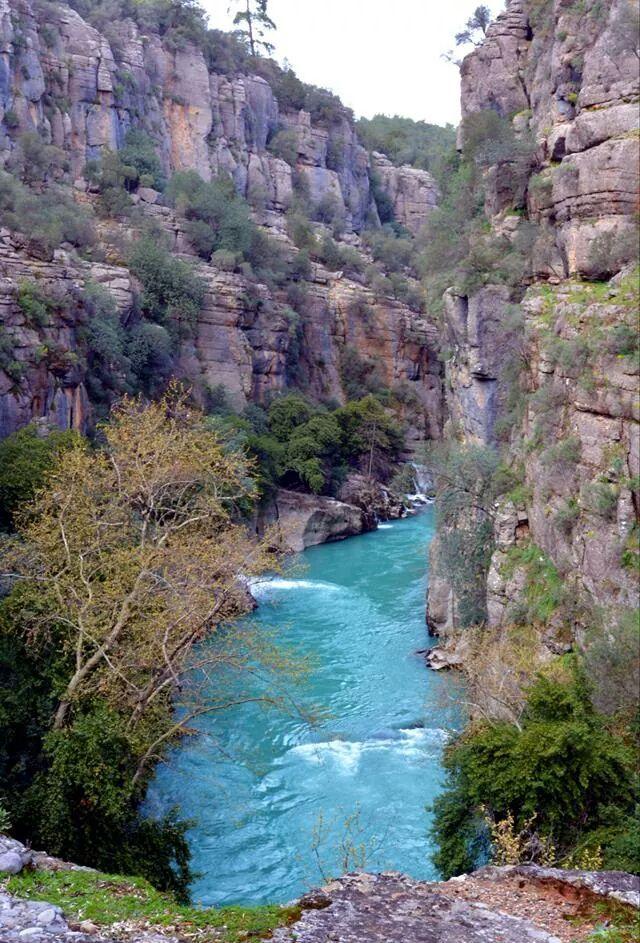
xmin=231 ymin=0 xmax=276 ymax=57
xmin=455 ymin=5 xmax=492 ymax=47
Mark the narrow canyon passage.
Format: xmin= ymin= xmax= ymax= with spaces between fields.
xmin=149 ymin=509 xmax=453 ymax=906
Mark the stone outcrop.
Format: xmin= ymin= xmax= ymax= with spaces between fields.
xmin=371 ymin=153 xmax=438 ymax=235
xmin=427 ymin=0 xmax=639 ymax=641
xmin=271 ymin=489 xmax=372 ymax=552
xmin=460 ymin=0 xmax=639 ymax=281
xmin=337 ymin=472 xmax=406 ymax=526
xmin=0 ymin=0 xmax=440 ymax=238
xmin=271 ymin=867 xmax=639 ymax=942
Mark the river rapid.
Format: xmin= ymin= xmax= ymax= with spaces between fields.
xmin=150 ymin=508 xmax=452 ymax=906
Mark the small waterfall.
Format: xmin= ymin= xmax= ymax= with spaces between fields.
xmin=410 ymin=462 xmax=434 ymax=495
xmin=404 ymin=462 xmax=434 ymax=507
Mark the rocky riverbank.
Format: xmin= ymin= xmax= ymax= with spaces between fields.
xmin=1 ymin=836 xmax=638 ymax=942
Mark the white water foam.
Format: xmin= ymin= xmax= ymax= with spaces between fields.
xmin=377 ymin=523 xmax=393 ymax=530
xmin=288 ymin=728 xmax=447 ymax=774
xmin=248 ymin=577 xmax=341 ymax=597
xmin=398 ymin=727 xmax=449 ymax=746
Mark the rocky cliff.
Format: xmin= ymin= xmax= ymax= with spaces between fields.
xmin=2 ymin=834 xmax=638 ymax=942
xmin=427 ymin=0 xmax=639 ymax=641
xmin=0 ymin=0 xmax=443 ymax=443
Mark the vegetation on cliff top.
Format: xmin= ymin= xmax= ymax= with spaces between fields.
xmin=7 ymin=868 xmax=299 ymax=942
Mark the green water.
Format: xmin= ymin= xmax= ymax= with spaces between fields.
xmin=151 ymin=509 xmax=450 ymax=906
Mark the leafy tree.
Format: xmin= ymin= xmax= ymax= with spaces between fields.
xmin=80 ymin=281 xmax=134 ymax=408
xmin=267 ymin=394 xmax=315 ymax=442
xmin=281 ymin=413 xmax=343 ymax=493
xmin=126 ymin=321 xmax=174 ymax=396
xmin=421 ymin=442 xmax=501 ymax=626
xmin=335 ymin=396 xmax=403 ymax=474
xmin=231 ymin=0 xmax=276 ymax=57
xmin=0 ymin=389 xmax=288 ymax=894
xmin=119 ymin=129 xmax=165 ymax=191
xmin=455 ymin=5 xmax=492 ymax=46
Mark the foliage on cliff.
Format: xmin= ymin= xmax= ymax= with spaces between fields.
xmin=356 ymin=115 xmax=456 ymax=181
xmin=211 ymin=392 xmax=404 ymax=496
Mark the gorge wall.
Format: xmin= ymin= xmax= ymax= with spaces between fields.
xmin=427 ymin=0 xmax=639 ymax=643
xmin=0 ymin=0 xmax=442 ymax=443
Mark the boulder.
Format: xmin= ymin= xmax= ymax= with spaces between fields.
xmin=274 ymin=489 xmax=373 ymax=552
xmin=0 ymin=851 xmax=24 ymax=874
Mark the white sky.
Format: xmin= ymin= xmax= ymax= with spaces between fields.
xmin=201 ymin=1 xmax=504 ymax=127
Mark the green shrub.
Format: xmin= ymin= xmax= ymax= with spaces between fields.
xmin=286 ymin=209 xmax=316 ymax=251
xmin=554 ymin=498 xmax=580 ymax=535
xmin=606 ymin=323 xmax=639 ymax=357
xmin=8 ymin=132 xmax=66 ymax=185
xmin=128 ymin=233 xmax=206 ymax=332
xmin=461 ymin=110 xmax=534 ymax=170
xmin=80 ymin=281 xmax=133 ymax=407
xmin=119 ymin=128 xmax=165 ymax=190
xmin=363 ymin=227 xmax=416 ymax=273
xmin=540 ymin=435 xmax=582 ymax=471
xmin=0 ymin=424 xmax=81 ymax=529
xmin=0 ymin=171 xmax=95 ymax=254
xmin=369 ymin=170 xmax=395 ymax=224
xmin=314 ymin=191 xmax=345 ymax=236
xmin=4 ymin=109 xmax=19 ymax=130
xmin=431 ymin=667 xmax=637 ymax=878
xmin=267 ymin=128 xmax=299 ymax=166
xmin=166 ymin=170 xmax=285 ymax=278
xmin=503 ymin=542 xmax=564 ymax=624
xmin=16 ymin=281 xmax=62 ymax=327
xmin=0 ymin=328 xmax=23 ymax=383
xmin=303 ymin=86 xmax=349 ymax=127
xmin=126 ymin=321 xmax=174 ymax=395
xmin=338 ymin=344 xmax=385 ymax=399
xmin=582 ymin=480 xmax=619 ymax=521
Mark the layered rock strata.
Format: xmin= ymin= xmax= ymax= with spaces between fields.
xmin=427 ymin=0 xmax=640 ymax=639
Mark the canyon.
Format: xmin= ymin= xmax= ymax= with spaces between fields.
xmin=0 ymin=0 xmax=638 ymax=939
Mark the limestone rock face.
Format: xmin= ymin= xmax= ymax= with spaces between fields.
xmin=504 ymin=280 xmax=639 ymax=619
xmin=0 ymin=0 xmax=444 ymax=442
xmin=0 ymin=230 xmax=133 ymax=439
xmin=427 ymin=0 xmax=639 ymax=639
xmin=443 ymin=284 xmax=513 ymax=445
xmin=0 ymin=213 xmax=442 ymax=440
xmin=371 ymin=153 xmax=438 ymax=235
xmin=460 ymin=0 xmax=639 ymax=281
xmin=0 ymin=0 xmax=385 ymax=232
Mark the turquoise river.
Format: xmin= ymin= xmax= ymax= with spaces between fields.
xmin=150 ymin=508 xmax=453 ymax=906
